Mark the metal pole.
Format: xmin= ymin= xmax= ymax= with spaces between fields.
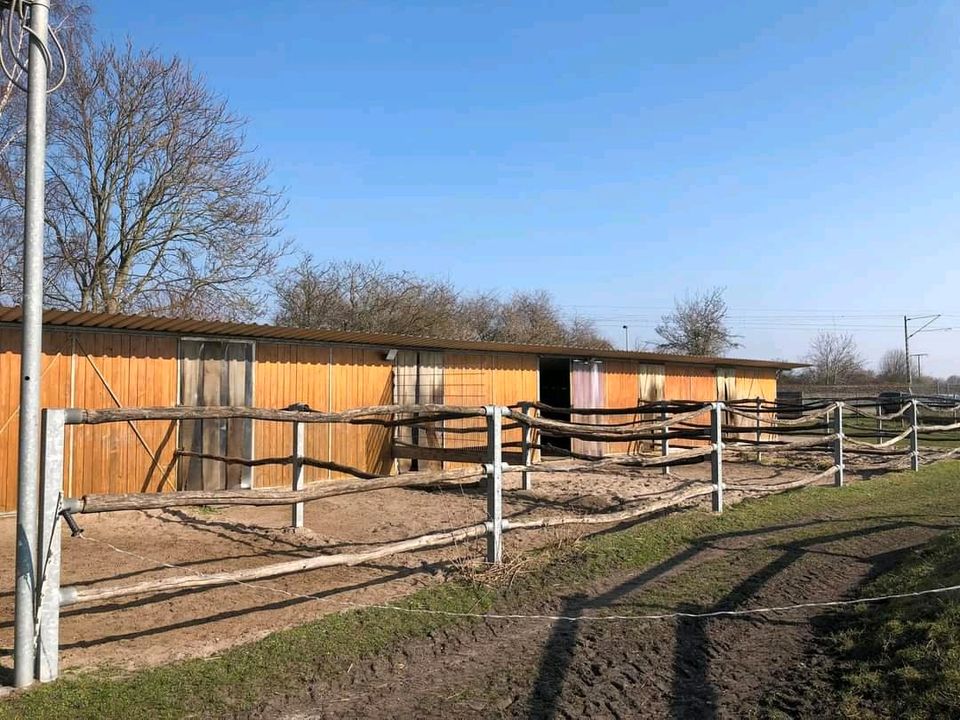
xmin=484 ymin=406 xmax=503 ymax=564
xmin=660 ymin=401 xmax=670 ymax=475
xmin=833 ymin=402 xmax=844 ymax=488
xmin=755 ymin=397 xmax=762 ymax=463
xmin=14 ymin=0 xmax=51 ymax=689
xmin=36 ymin=409 xmax=65 ymax=683
xmin=291 ymin=420 xmax=305 ymax=528
xmin=519 ymin=402 xmax=532 ymax=491
xmin=910 ymin=399 xmax=920 ymax=471
xmin=904 ymin=315 xmax=912 ymax=392
xmin=710 ymin=402 xmax=723 ymax=512
xmin=876 ymin=399 xmax=882 ymax=445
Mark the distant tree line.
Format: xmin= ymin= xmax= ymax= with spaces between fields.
xmin=274 ymin=258 xmax=609 ymax=347
xmin=784 ymin=331 xmax=960 ymax=391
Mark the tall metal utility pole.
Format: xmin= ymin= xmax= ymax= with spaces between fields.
xmin=912 ymin=353 xmax=928 ymax=380
xmin=904 ymin=315 xmax=941 ymax=394
xmin=904 ymin=315 xmax=955 ymax=395
xmin=904 ymin=315 xmax=911 ymax=390
xmin=3 ymin=0 xmax=56 ymax=689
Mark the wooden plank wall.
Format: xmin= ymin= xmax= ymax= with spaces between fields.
xmin=664 ymin=364 xmax=717 ymax=447
xmin=441 ymin=352 xmax=538 ymax=465
xmin=0 ymin=328 xmax=179 ymax=511
xmin=603 ymin=360 xmax=639 ymax=455
xmin=734 ymin=368 xmax=778 ymax=402
xmin=253 ymin=342 xmax=332 ymax=487
xmin=329 ymin=348 xmax=393 ymax=478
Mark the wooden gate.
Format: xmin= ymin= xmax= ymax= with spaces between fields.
xmin=179 ymin=340 xmax=254 ymax=490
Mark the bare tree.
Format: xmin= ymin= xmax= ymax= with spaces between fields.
xmin=0 ymin=3 xmax=89 ymax=302
xmin=275 ymin=257 xmax=611 ymax=347
xmin=655 ymin=288 xmax=740 ymax=356
xmin=802 ymin=331 xmax=867 ymax=385
xmin=877 ymin=348 xmax=909 ymax=382
xmin=275 ymin=259 xmax=461 ymax=336
xmin=0 ymin=39 xmax=287 ymax=319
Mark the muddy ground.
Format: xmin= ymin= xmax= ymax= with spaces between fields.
xmin=276 ymin=479 xmax=945 ymax=719
xmin=0 ymin=456 xmax=894 ymax=680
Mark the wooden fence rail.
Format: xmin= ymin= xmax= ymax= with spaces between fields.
xmin=25 ymin=395 xmax=960 ymax=686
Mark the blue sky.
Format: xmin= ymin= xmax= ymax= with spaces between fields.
xmin=92 ymin=1 xmax=960 ymax=375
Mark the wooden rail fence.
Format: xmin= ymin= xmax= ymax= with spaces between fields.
xmin=23 ymin=394 xmax=960 ymax=685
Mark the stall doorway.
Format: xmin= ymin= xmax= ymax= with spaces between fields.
xmin=394 ymin=350 xmax=444 ymax=471
xmin=538 ymin=357 xmax=571 ymax=455
xmin=178 ymin=339 xmax=254 ymax=491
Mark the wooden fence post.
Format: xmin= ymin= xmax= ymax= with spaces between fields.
xmin=661 ymin=401 xmax=670 ymax=475
xmin=833 ymin=402 xmax=844 ymax=487
xmin=485 ymin=405 xmax=503 ymax=564
xmin=909 ymin=399 xmax=920 ymax=471
xmin=711 ymin=402 xmax=723 ymax=513
xmin=291 ymin=420 xmax=305 ymax=528
xmin=520 ymin=402 xmax=533 ymax=491
xmin=36 ymin=409 xmax=66 ymax=683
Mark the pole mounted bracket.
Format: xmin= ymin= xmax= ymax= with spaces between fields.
xmin=60 ymin=510 xmax=84 ymax=538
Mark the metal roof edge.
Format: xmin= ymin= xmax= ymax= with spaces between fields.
xmin=0 ymin=305 xmax=807 ymax=370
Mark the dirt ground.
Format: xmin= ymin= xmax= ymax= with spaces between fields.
xmin=274 ymin=471 xmax=947 ymax=720
xmin=0 ymin=456 xmax=891 ymax=677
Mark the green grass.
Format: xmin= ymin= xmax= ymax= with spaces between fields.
xmin=833 ymin=528 xmax=960 ymax=719
xmin=4 ymin=461 xmax=960 ymax=719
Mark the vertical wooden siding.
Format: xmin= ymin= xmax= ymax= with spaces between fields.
xmin=0 ymin=328 xmax=179 ymax=510
xmin=602 ymin=360 xmax=639 ymax=455
xmin=441 ymin=352 xmax=538 ymax=465
xmin=664 ymin=364 xmax=717 ymax=448
xmin=734 ymin=368 xmax=777 ymax=401
xmin=252 ymin=342 xmax=331 ymax=487
xmin=69 ymin=332 xmax=179 ymax=498
xmin=329 ymin=347 xmax=393 ymax=478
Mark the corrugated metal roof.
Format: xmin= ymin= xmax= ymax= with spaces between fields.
xmin=0 ymin=306 xmax=806 ymax=370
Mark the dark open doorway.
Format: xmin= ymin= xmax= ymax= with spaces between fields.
xmin=538 ymin=357 xmax=571 ymax=454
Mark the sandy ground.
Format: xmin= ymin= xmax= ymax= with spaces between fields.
xmin=0 ymin=456 xmax=888 ymax=677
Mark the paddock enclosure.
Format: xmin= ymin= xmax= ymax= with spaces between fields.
xmin=0 ymin=306 xmax=798 ymax=511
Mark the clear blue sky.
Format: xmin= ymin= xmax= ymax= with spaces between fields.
xmin=92 ymin=1 xmax=960 ymax=376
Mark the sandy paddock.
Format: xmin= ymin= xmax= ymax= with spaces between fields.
xmin=0 ymin=456 xmax=889 ymax=675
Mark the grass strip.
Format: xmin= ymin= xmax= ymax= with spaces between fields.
xmin=3 ymin=461 xmax=960 ymax=719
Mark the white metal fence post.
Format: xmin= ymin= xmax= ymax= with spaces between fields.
xmin=661 ymin=402 xmax=670 ymax=475
xmin=909 ymin=399 xmax=920 ymax=471
xmin=520 ymin=402 xmax=533 ymax=491
xmin=484 ymin=405 xmax=503 ymax=564
xmin=755 ymin=397 xmax=763 ymax=463
xmin=711 ymin=402 xmax=724 ymax=513
xmin=36 ymin=409 xmax=66 ymax=683
xmin=833 ymin=402 xmax=844 ymax=487
xmin=291 ymin=420 xmax=305 ymax=528
xmin=876 ymin=399 xmax=882 ymax=445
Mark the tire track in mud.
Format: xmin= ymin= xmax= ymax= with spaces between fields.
xmin=267 ymin=516 xmax=955 ymax=720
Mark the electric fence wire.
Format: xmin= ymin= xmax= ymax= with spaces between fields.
xmin=0 ymin=0 xmax=67 ymax=93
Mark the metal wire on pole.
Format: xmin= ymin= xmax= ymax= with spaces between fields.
xmin=1 ymin=0 xmax=67 ymax=689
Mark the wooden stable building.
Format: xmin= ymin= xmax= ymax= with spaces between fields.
xmin=0 ymin=307 xmax=801 ymax=511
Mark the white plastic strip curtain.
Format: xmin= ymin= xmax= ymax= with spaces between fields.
xmin=571 ymin=360 xmax=605 ymax=458
xmin=637 ymin=364 xmax=666 ymax=452
xmin=392 ymin=351 xmax=444 ymax=471
xmin=716 ymin=367 xmax=739 ymax=429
